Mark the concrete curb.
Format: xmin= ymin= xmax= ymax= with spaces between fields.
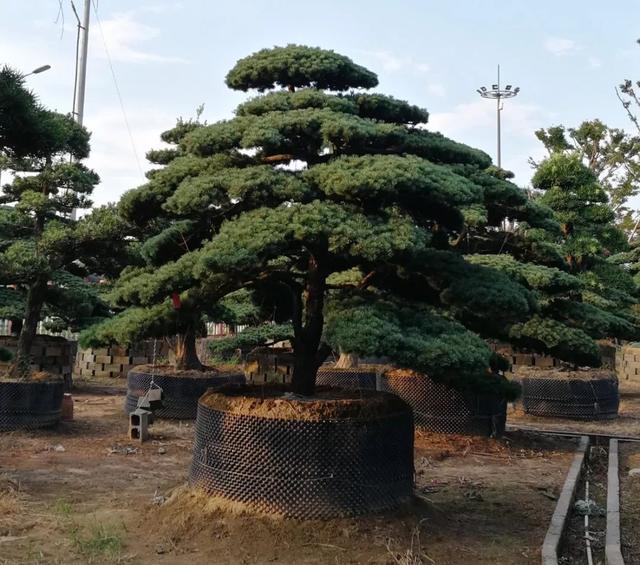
xmin=606 ymin=439 xmax=625 ymax=565
xmin=541 ymin=436 xmax=589 ymax=565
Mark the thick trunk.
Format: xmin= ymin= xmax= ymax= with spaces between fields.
xmin=335 ymin=351 xmax=359 ymax=369
xmin=291 ymin=253 xmax=327 ymax=395
xmin=174 ymin=326 xmax=203 ymax=370
xmin=10 ymin=278 xmax=47 ymax=379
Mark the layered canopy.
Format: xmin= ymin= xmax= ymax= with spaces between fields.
xmin=86 ymin=45 xmax=636 ymax=396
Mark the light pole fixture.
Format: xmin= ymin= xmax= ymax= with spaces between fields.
xmin=476 ymin=65 xmax=520 ymax=168
xmin=23 ymin=64 xmax=51 ymax=78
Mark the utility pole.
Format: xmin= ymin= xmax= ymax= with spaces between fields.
xmin=71 ymin=0 xmax=90 ymax=126
xmin=477 ymin=66 xmax=520 ymax=169
xmin=70 ymin=0 xmax=90 ymax=220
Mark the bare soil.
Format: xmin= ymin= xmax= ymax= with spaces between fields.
xmin=131 ymin=365 xmax=231 ymax=378
xmin=619 ymin=442 xmax=640 ymax=563
xmin=0 ymin=378 xmax=577 ymax=565
xmin=200 ymin=386 xmax=407 ymax=420
xmin=510 ymin=366 xmax=616 ymax=381
xmin=508 ymin=378 xmax=640 ymax=437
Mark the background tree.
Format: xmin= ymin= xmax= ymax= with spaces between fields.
xmin=0 ymin=67 xmax=126 ymax=377
xmin=534 ymin=120 xmax=640 ymax=233
xmin=523 ymin=151 xmax=640 ymax=346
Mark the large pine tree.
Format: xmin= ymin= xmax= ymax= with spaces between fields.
xmin=90 ymin=45 xmax=544 ymax=396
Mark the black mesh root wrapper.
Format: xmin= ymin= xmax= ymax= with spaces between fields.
xmin=0 ymin=381 xmax=64 ymax=432
xmin=189 ymin=393 xmax=415 ymax=519
xmin=521 ymin=376 xmax=619 ymax=420
xmin=379 ymin=372 xmax=507 ymax=437
xmin=316 ymin=368 xmax=377 ymax=390
xmin=124 ymin=368 xmax=245 ymax=419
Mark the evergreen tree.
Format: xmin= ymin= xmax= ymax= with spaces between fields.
xmin=534 ymin=121 xmax=640 ymax=232
xmin=0 ymin=68 xmax=126 ymax=377
xmin=95 ymin=45 xmax=543 ymax=396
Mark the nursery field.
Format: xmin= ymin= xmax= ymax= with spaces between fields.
xmin=0 ymin=379 xmax=577 ymax=565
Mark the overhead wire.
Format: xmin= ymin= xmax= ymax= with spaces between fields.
xmin=90 ymin=0 xmax=145 ymax=180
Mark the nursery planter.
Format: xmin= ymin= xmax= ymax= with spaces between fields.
xmin=315 ymin=367 xmax=378 ymax=390
xmin=0 ymin=335 xmax=75 ymax=390
xmin=521 ymin=373 xmax=619 ymax=420
xmin=189 ymin=385 xmax=414 ymax=519
xmin=379 ymin=370 xmax=507 ymax=437
xmin=0 ymin=380 xmax=64 ymax=431
xmin=124 ymin=366 xmax=245 ymax=419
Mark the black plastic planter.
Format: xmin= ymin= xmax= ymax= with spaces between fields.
xmin=315 ymin=367 xmax=377 ymax=390
xmin=189 ymin=386 xmax=414 ymax=519
xmin=124 ymin=367 xmax=245 ymax=419
xmin=521 ymin=375 xmax=619 ymax=420
xmin=0 ymin=380 xmax=64 ymax=431
xmin=379 ymin=370 xmax=507 ymax=437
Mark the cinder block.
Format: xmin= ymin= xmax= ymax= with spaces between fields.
xmin=112 ymin=356 xmax=131 ymax=364
xmin=534 ymin=356 xmax=555 ymax=368
xmin=129 ymin=409 xmax=150 ymax=442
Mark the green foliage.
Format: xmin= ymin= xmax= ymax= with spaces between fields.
xmin=209 ymin=323 xmax=293 ymax=360
xmin=465 ymin=255 xmax=580 ymax=294
xmin=532 ymin=152 xmax=628 ymax=272
xmin=0 ymin=66 xmax=41 ymax=158
xmin=535 ymin=120 xmax=640 ymax=231
xmin=509 ymin=315 xmax=600 ymax=366
xmin=225 ymin=44 xmax=378 ymax=92
xmin=324 ymin=295 xmax=520 ymax=399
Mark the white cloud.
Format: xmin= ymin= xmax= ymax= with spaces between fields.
xmin=544 ymin=37 xmax=580 ymax=56
xmin=426 ymin=99 xmax=551 ymax=137
xmin=363 ymin=50 xmax=430 ymax=74
xmin=83 ymin=106 xmax=177 ymax=205
xmin=424 ymin=99 xmax=554 ymax=184
xmin=91 ymin=11 xmax=189 ymax=64
xmin=427 ymin=83 xmax=446 ymax=97
xmin=588 ymin=56 xmax=602 ymax=69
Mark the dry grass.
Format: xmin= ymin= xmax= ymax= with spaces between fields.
xmin=0 ymin=473 xmax=28 ymax=533
xmin=386 ymin=519 xmax=434 ymax=565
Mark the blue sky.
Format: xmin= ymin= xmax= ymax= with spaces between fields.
xmin=2 ymin=1 xmax=639 ymax=206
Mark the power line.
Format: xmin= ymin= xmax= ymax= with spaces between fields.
xmin=90 ymin=0 xmax=145 ymax=180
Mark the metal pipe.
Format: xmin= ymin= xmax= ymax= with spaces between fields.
xmin=585 ymin=480 xmax=594 ymax=565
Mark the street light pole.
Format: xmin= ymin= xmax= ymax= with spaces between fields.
xmin=477 ymin=65 xmax=519 ymax=169
xmin=23 ymin=65 xmax=51 ymax=78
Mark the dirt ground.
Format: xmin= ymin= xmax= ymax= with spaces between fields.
xmin=507 ymin=378 xmax=640 ymax=437
xmin=0 ymin=379 xmax=578 ymax=565
xmin=620 ymin=442 xmax=640 ymax=564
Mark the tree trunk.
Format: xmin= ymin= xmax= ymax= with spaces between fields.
xmin=10 ymin=278 xmax=47 ymax=379
xmin=174 ymin=325 xmax=203 ymax=370
xmin=10 ymin=318 xmax=23 ymax=336
xmin=291 ymin=253 xmax=327 ymax=395
xmin=335 ymin=350 xmax=359 ymax=369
